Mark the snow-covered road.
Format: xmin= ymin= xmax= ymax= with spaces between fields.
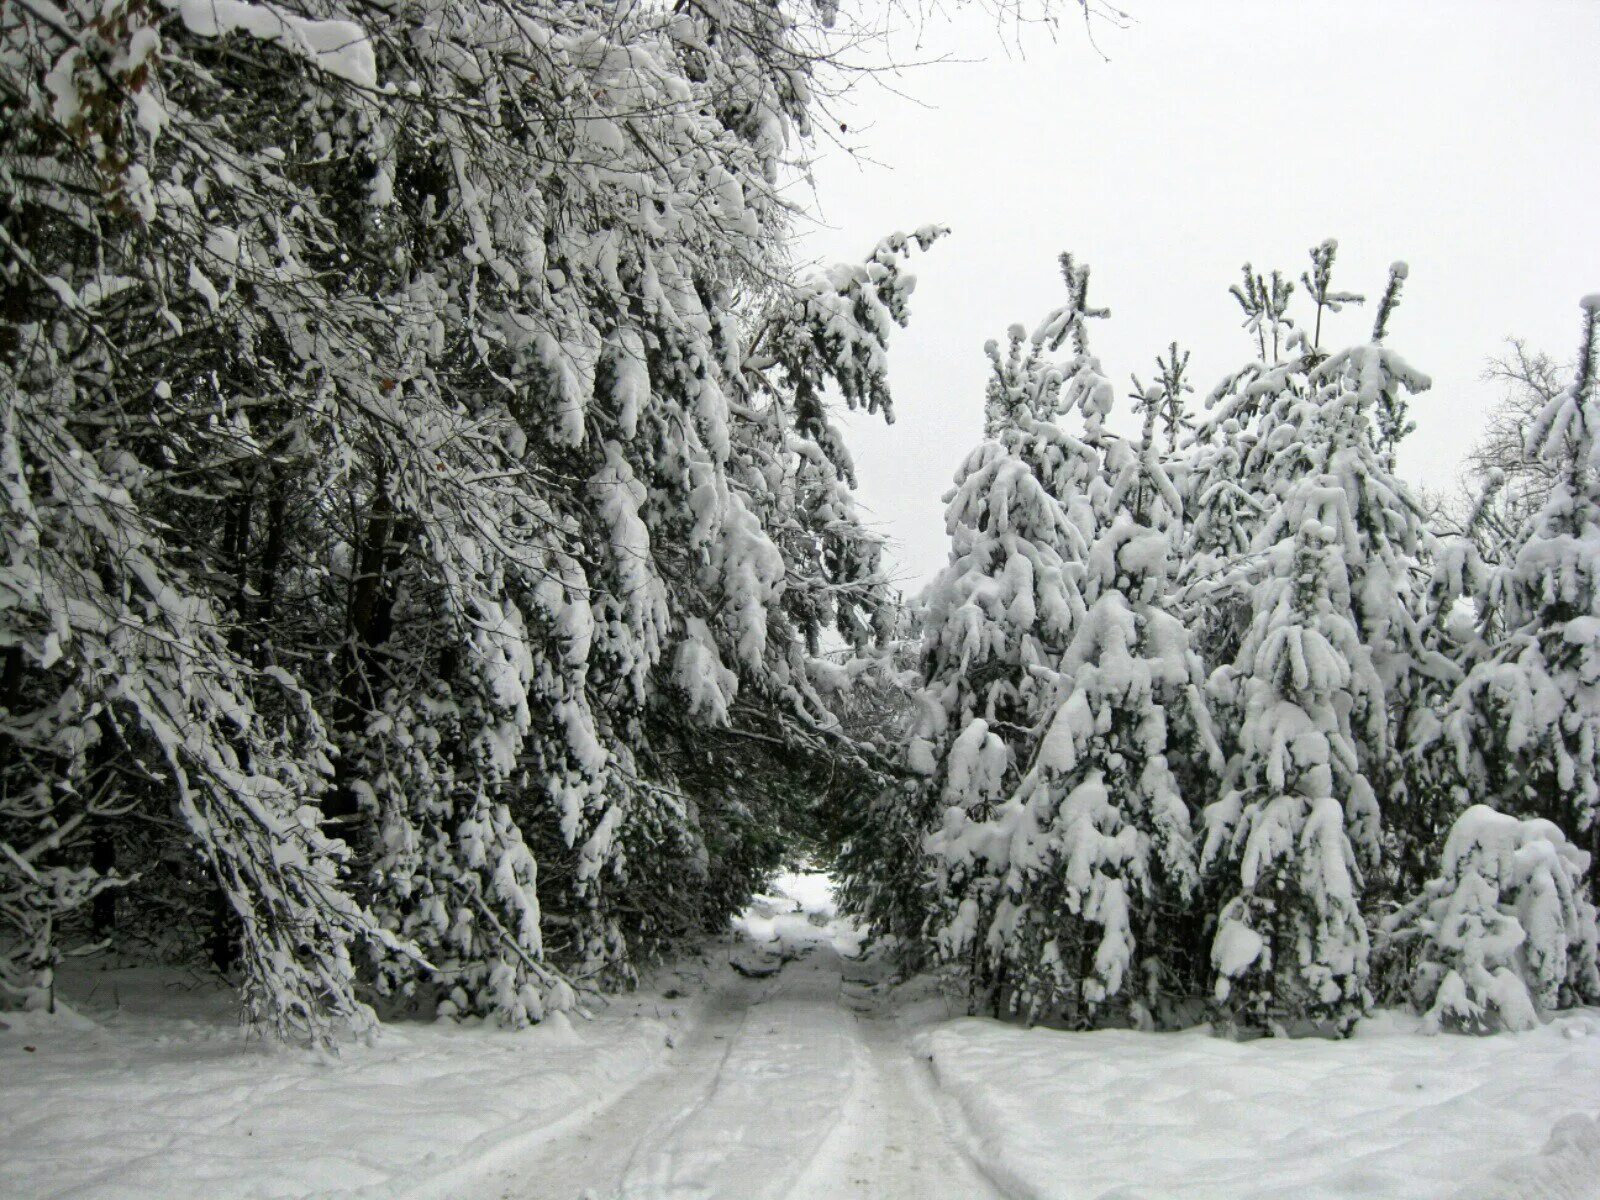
xmin=10 ymin=872 xmax=1597 ymax=1200
xmin=474 ymin=870 xmax=1600 ymax=1200
xmin=469 ymin=874 xmax=1001 ymax=1200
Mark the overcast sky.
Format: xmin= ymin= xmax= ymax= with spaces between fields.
xmin=795 ymin=0 xmax=1600 ymax=596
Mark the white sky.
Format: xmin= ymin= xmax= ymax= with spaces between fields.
xmin=795 ymin=0 xmax=1600 ymax=595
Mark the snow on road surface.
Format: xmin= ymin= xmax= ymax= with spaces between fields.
xmin=0 ymin=871 xmax=994 ymax=1200
xmin=469 ymin=870 xmax=1001 ymax=1200
xmin=6 ymin=871 xmax=1600 ymax=1200
xmin=518 ymin=875 xmax=1600 ymax=1200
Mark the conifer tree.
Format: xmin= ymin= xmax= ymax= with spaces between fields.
xmin=1202 ymin=516 xmax=1380 ymax=1036
xmin=1446 ymin=298 xmax=1600 ymax=891
xmin=1194 ymin=250 xmax=1435 ymax=892
xmin=906 ymin=258 xmax=1114 ymax=1008
xmin=1300 ymin=272 xmax=1438 ymax=888
xmin=1197 ymin=250 xmax=1432 ymax=1032
xmin=1001 ymin=401 xmax=1221 ymax=1027
xmin=913 ymin=322 xmax=1093 ymax=1006
xmin=1385 ymin=805 xmax=1600 ymax=1032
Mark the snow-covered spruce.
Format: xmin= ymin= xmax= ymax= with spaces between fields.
xmin=1194 ymin=255 xmax=1435 ymax=884
xmin=1446 ymin=298 xmax=1600 ymax=891
xmin=910 ymin=274 xmax=1109 ymax=1006
xmin=1300 ymin=268 xmax=1448 ymax=902
xmin=1202 ymin=516 xmax=1379 ymax=1037
xmin=1384 ymin=804 xmax=1600 ymax=1033
xmin=999 ymin=404 xmax=1221 ymax=1028
xmin=1173 ymin=248 xmax=1452 ymax=1034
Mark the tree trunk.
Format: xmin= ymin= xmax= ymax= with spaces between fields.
xmin=327 ymin=476 xmax=401 ymax=823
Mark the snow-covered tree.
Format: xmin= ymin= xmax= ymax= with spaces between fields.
xmin=1384 ymin=805 xmax=1600 ymax=1033
xmin=913 ymin=320 xmax=1095 ymax=1001
xmin=1308 ymin=269 xmax=1448 ymax=898
xmin=1000 ymin=404 xmax=1221 ymax=1028
xmin=1196 ymin=257 xmax=1445 ymax=1036
xmin=1193 ymin=253 xmax=1438 ymax=899
xmin=1202 ymin=515 xmax=1381 ymax=1036
xmin=0 ymin=0 xmax=946 ymax=1037
xmin=888 ymin=259 xmax=1119 ymax=1005
xmin=0 ymin=353 xmax=392 ymax=1038
xmin=1367 ymin=265 xmax=1419 ymax=466
xmin=1446 ymin=298 xmax=1600 ymax=890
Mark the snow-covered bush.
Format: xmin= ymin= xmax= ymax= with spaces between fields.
xmin=1385 ymin=805 xmax=1600 ymax=1033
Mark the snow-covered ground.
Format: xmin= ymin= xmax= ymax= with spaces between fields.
xmin=926 ymin=1010 xmax=1600 ymax=1200
xmin=467 ymin=868 xmax=998 ymax=1199
xmin=0 ymin=960 xmax=676 ymax=1199
xmin=5 ymin=871 xmax=1599 ymax=1199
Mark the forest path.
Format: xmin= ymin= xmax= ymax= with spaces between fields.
xmin=481 ymin=874 xmax=1006 ymax=1200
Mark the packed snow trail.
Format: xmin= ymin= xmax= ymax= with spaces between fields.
xmin=471 ymin=873 xmax=1005 ymax=1200
xmin=8 ymin=875 xmax=1599 ymax=1200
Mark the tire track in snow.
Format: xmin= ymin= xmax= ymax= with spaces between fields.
xmin=468 ymin=972 xmax=768 ymax=1200
xmin=784 ymin=971 xmax=1008 ymax=1200
xmin=612 ymin=949 xmax=860 ymax=1198
xmin=483 ymin=953 xmax=1009 ymax=1198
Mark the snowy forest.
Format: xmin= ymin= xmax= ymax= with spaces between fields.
xmin=1 ymin=0 xmax=956 ymax=1045
xmin=3 ymin=0 xmax=1599 ymax=1056
xmin=838 ymin=252 xmax=1600 ymax=1039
